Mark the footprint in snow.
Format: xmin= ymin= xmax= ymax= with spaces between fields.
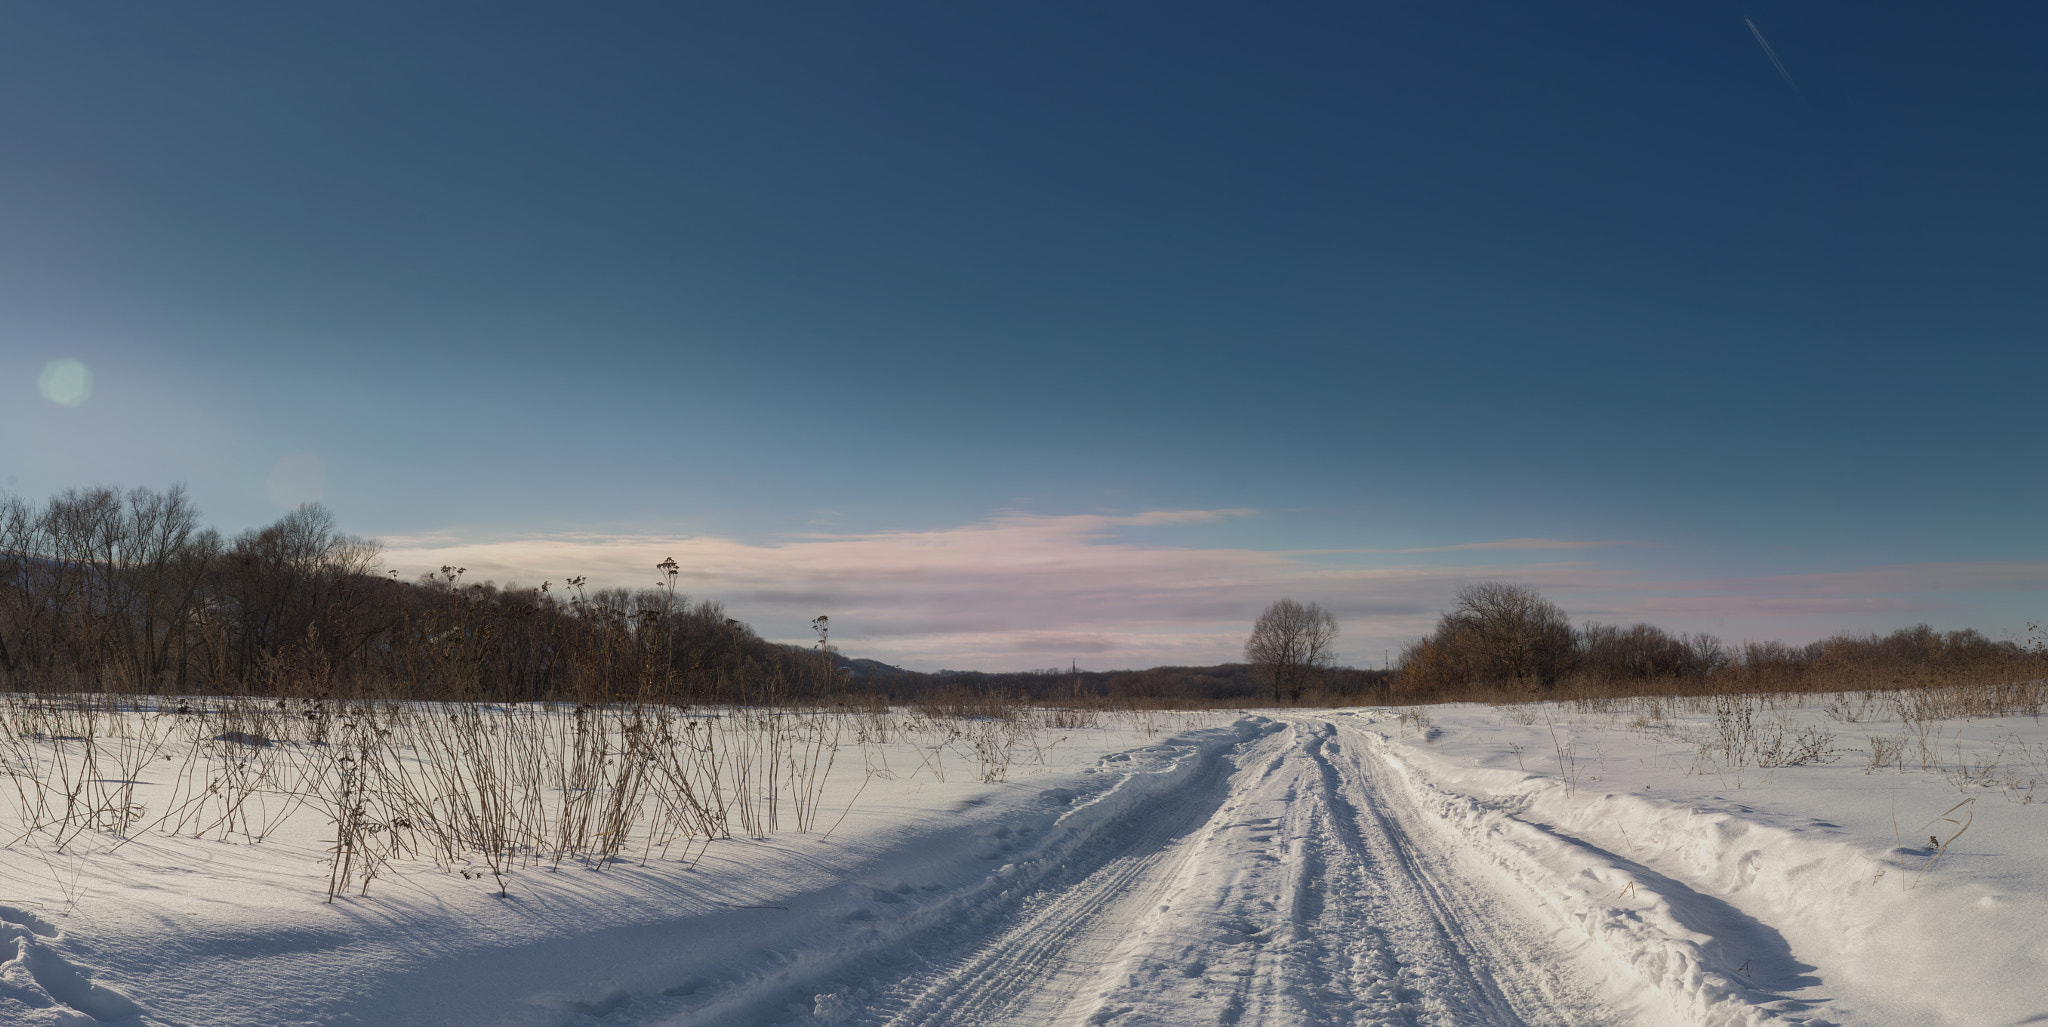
xmin=863 ymin=882 xmax=914 ymax=904
xmin=0 ymin=908 xmax=55 ymax=938
xmin=0 ymin=913 xmax=146 ymax=1025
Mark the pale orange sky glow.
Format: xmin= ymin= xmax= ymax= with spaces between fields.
xmin=377 ymin=511 xmax=2048 ymax=671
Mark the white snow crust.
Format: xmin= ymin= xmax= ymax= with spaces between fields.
xmin=3 ymin=694 xmax=2045 ymax=1025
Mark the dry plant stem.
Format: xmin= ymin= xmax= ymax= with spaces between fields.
xmin=821 ymin=771 xmax=873 ymax=842
xmin=786 ymin=713 xmax=841 ymax=832
xmin=0 ymin=691 xmax=1103 ymax=902
xmin=1545 ymin=716 xmax=1576 ymax=798
xmin=1912 ymin=798 xmax=1976 ymax=887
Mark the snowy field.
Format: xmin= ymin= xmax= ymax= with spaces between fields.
xmin=2 ymin=689 xmax=2045 ymax=1026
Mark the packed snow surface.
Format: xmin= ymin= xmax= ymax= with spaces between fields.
xmin=3 ymin=694 xmax=2046 ymax=1025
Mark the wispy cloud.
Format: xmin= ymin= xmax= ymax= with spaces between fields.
xmin=377 ymin=513 xmax=2048 ymax=671
xmin=379 ymin=511 xmax=1612 ymax=670
xmin=1630 ymin=562 xmax=2048 ymax=596
xmin=1624 ymin=595 xmax=1927 ymax=619
xmin=1277 ymin=538 xmax=1639 ymax=556
xmin=1388 ymin=537 xmax=1639 ymax=554
xmin=1112 ymin=508 xmax=1259 ymax=527
xmin=1557 ymin=562 xmax=2048 ymax=639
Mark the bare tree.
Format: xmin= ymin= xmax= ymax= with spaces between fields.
xmin=108 ymin=485 xmax=217 ymax=690
xmin=1244 ymin=598 xmax=1339 ymax=704
xmin=0 ymin=493 xmax=38 ymax=676
xmin=1445 ymin=582 xmax=1575 ymax=688
xmin=215 ymin=503 xmax=383 ymax=690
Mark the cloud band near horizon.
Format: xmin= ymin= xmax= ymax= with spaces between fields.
xmin=376 ymin=511 xmax=2048 ymax=672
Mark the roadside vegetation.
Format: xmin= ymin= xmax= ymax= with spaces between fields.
xmin=0 ymin=484 xmax=883 ymax=705
xmin=1392 ymin=581 xmax=2048 ymax=706
xmin=0 ymin=690 xmax=1197 ymax=903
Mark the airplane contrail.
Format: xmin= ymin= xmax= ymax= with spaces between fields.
xmin=1745 ymin=16 xmax=1808 ymax=103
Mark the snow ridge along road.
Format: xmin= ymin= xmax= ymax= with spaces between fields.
xmin=778 ymin=715 xmax=1630 ymax=1027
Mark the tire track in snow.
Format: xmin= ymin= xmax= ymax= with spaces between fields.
xmin=840 ymin=730 xmax=1284 ymax=1027
xmin=840 ymin=717 xmax=1611 ymax=1027
xmin=1086 ymin=718 xmax=1605 ymax=1026
xmin=1308 ymin=722 xmax=1589 ymax=1024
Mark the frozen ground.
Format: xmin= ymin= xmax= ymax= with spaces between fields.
xmin=2 ymin=692 xmax=2045 ymax=1025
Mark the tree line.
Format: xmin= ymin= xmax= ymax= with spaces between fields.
xmin=845 ymin=662 xmax=1395 ymax=708
xmin=7 ymin=485 xmax=2035 ymax=708
xmin=1395 ymin=582 xmax=2044 ymax=702
xmin=0 ymin=483 xmax=1392 ymax=707
xmin=0 ymin=485 xmax=838 ymax=702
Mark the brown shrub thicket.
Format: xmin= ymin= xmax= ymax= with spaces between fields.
xmin=0 ymin=486 xmax=838 ymax=703
xmin=1396 ymin=582 xmax=2046 ymax=705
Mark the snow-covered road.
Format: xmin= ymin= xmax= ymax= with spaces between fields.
xmin=839 ymin=716 xmax=1606 ymax=1027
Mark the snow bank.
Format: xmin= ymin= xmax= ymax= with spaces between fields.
xmin=1351 ymin=703 xmax=2048 ymax=1027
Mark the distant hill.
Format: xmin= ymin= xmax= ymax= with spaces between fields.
xmin=834 ymin=655 xmax=907 ymax=677
xmin=810 ymin=659 xmax=1395 ymax=706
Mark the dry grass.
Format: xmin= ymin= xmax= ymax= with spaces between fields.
xmin=1552 ymin=679 xmax=2048 ymax=802
xmin=0 ymin=690 xmax=1202 ymax=903
xmin=0 ymin=695 xmax=856 ymax=899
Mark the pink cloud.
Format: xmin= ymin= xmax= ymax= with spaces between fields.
xmin=377 ymin=514 xmax=2048 ymax=671
xmin=1550 ymin=562 xmax=2048 ymax=644
xmin=1620 ymin=595 xmax=1928 ymax=618
xmin=1387 ymin=537 xmax=1641 ymax=553
xmin=379 ymin=511 xmax=1620 ymax=670
xmin=1284 ymin=538 xmax=1640 ymax=555
xmin=1623 ymin=562 xmax=2048 ymax=597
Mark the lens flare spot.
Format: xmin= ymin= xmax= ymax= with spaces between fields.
xmin=267 ymin=453 xmax=326 ymax=509
xmin=37 ymin=359 xmax=92 ymax=406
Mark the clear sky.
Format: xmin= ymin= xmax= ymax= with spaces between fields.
xmin=5 ymin=2 xmax=2045 ymax=670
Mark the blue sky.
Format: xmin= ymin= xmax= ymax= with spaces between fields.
xmin=4 ymin=2 xmax=2045 ymax=669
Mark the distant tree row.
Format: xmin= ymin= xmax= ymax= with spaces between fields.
xmin=0 ymin=483 xmax=1391 ymax=707
xmin=1396 ymin=582 xmax=2041 ymax=701
xmin=0 ymin=485 xmax=836 ymax=702
xmin=843 ymin=661 xmax=1394 ymax=707
xmin=8 ymin=486 xmax=2034 ymax=708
